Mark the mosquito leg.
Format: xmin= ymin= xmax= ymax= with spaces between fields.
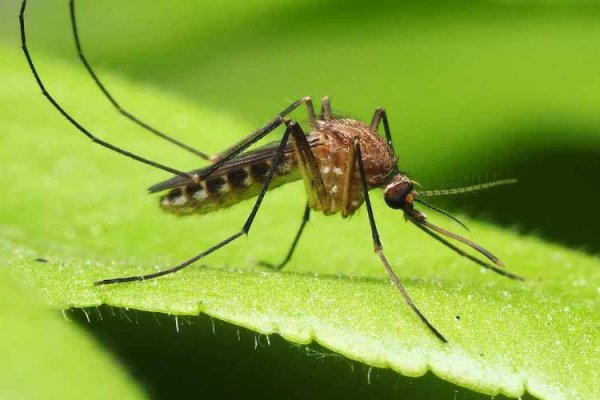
xmin=320 ymin=96 xmax=333 ymax=120
xmin=304 ymin=98 xmax=317 ymax=126
xmin=195 ymin=97 xmax=315 ymax=177
xmin=19 ymin=0 xmax=191 ymax=179
xmin=69 ymin=0 xmax=210 ymax=160
xmin=73 ymin=0 xmax=314 ymax=166
xmin=211 ymin=97 xmax=315 ymax=164
xmin=341 ymin=141 xmax=357 ymax=217
xmin=354 ymin=138 xmax=448 ymax=343
xmin=95 ymin=120 xmax=298 ymax=286
xmin=370 ymin=107 xmax=394 ymax=153
xmin=259 ymin=203 xmax=311 ymax=270
xmin=259 ymin=117 xmax=327 ymax=268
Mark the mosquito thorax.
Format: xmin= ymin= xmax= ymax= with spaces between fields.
xmin=383 ymin=174 xmax=414 ymax=210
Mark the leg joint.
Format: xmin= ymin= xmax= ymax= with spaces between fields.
xmin=241 ymin=221 xmax=251 ymax=234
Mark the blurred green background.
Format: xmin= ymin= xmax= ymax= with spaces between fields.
xmin=1 ymin=0 xmax=599 ymax=398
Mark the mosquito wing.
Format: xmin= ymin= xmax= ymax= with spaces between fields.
xmin=148 ymin=135 xmax=320 ymax=193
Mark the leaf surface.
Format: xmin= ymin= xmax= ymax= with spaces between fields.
xmin=1 ymin=46 xmax=599 ymax=400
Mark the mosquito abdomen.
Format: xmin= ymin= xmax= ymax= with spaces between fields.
xmin=160 ymin=154 xmax=300 ymax=215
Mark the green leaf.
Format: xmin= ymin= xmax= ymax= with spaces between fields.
xmin=0 ymin=259 xmax=144 ymax=399
xmin=2 ymin=45 xmax=599 ymax=400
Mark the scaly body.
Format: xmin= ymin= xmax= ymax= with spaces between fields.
xmin=159 ymin=118 xmax=396 ymax=218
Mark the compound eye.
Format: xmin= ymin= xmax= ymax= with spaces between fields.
xmin=384 ymin=180 xmax=413 ymax=209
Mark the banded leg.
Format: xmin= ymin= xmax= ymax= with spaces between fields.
xmin=370 ymin=107 xmax=394 ymax=153
xmin=19 ymin=0 xmax=190 ymax=178
xmin=259 ymin=203 xmax=311 ymax=270
xmin=354 ymin=138 xmax=447 ymax=343
xmin=95 ymin=120 xmax=299 ymax=285
xmin=69 ymin=0 xmax=209 ymax=160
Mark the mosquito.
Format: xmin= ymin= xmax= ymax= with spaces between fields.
xmin=20 ymin=0 xmax=524 ymax=343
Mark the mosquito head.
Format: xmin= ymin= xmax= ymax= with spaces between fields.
xmin=384 ymin=174 xmax=415 ymax=210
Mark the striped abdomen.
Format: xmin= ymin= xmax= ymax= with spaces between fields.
xmin=160 ymin=153 xmax=300 ymax=215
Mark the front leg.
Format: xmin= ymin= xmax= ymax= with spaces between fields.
xmin=290 ymin=119 xmax=330 ymax=212
xmin=341 ymin=141 xmax=358 ymax=218
xmin=353 ymin=138 xmax=447 ymax=343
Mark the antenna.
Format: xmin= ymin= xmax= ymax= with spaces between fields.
xmin=416 ymin=179 xmax=517 ymax=197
